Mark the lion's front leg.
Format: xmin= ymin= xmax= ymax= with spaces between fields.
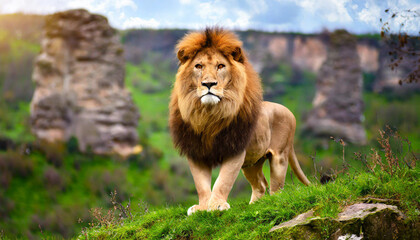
xmin=187 ymin=158 xmax=212 ymax=215
xmin=208 ymin=151 xmax=246 ymax=211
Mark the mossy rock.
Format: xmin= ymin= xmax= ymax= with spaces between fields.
xmin=269 ymin=203 xmax=419 ymax=240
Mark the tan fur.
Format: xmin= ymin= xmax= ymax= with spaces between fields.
xmin=244 ymin=102 xmax=311 ymax=202
xmin=168 ymin=28 xmax=310 ymax=215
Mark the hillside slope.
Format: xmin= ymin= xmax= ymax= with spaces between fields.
xmin=79 ymin=130 xmax=419 ymax=239
xmin=79 ymin=166 xmax=419 ymax=239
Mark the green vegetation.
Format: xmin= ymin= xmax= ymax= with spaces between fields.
xmin=0 ymin=18 xmax=41 ymax=102
xmin=78 ymin=115 xmax=419 ymax=239
xmin=356 ymin=33 xmax=381 ymax=41
xmin=0 ymin=60 xmax=196 ymax=239
xmin=0 ymin=101 xmax=34 ymax=143
xmin=79 ymin=148 xmax=419 ymax=239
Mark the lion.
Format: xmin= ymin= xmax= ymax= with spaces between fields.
xmin=169 ymin=27 xmax=310 ymax=215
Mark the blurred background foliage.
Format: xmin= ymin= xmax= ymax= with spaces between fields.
xmin=0 ymin=13 xmax=419 ymax=239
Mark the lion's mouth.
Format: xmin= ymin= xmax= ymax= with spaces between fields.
xmin=202 ymin=92 xmax=221 ymax=99
xmin=201 ymin=93 xmax=221 ymax=105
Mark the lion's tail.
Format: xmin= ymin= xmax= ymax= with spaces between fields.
xmin=289 ymin=147 xmax=311 ymax=185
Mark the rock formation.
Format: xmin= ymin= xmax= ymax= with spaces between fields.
xmin=303 ymin=30 xmax=366 ymax=144
xmin=30 ymin=9 xmax=139 ymax=156
xmin=270 ymin=203 xmax=418 ymax=239
xmin=373 ymin=42 xmax=420 ymax=94
xmin=292 ymin=36 xmax=327 ymax=72
xmin=357 ymin=43 xmax=379 ymax=73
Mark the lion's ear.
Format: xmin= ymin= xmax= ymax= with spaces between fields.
xmin=177 ymin=49 xmax=189 ymax=64
xmin=232 ymin=47 xmax=244 ymax=63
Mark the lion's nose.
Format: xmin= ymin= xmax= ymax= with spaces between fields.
xmin=201 ymin=81 xmax=217 ymax=89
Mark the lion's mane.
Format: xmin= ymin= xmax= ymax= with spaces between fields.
xmin=169 ymin=27 xmax=262 ymax=167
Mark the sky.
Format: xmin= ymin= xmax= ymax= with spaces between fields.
xmin=0 ymin=0 xmax=419 ymax=34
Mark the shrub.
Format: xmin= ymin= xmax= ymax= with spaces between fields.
xmin=355 ymin=126 xmax=417 ymax=178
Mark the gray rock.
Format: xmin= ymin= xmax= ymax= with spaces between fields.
xmin=303 ymin=30 xmax=367 ymax=145
xmin=30 ymin=9 xmax=140 ymax=157
xmin=270 ymin=210 xmax=315 ymax=232
xmin=269 ymin=203 xmax=418 ymax=240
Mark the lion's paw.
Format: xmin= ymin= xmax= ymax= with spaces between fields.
xmin=207 ymin=201 xmax=230 ymax=212
xmin=187 ymin=205 xmax=207 ymax=216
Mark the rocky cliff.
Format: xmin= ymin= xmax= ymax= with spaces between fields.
xmin=30 ymin=9 xmax=139 ymax=156
xmin=123 ymin=29 xmax=420 ymax=93
xmin=123 ymin=30 xmax=380 ymax=75
xmin=373 ymin=41 xmax=420 ymax=94
xmin=303 ymin=30 xmax=366 ymax=144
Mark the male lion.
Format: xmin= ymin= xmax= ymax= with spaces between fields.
xmin=169 ymin=28 xmax=310 ymax=215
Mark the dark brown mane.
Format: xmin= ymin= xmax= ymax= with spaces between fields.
xmin=170 ymin=99 xmax=260 ymax=167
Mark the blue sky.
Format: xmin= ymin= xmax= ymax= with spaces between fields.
xmin=0 ymin=0 xmax=419 ymax=33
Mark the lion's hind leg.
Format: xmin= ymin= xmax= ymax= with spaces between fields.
xmin=242 ymin=158 xmax=268 ymax=204
xmin=268 ymin=149 xmax=288 ymax=195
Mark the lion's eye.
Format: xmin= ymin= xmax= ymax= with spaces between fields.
xmin=217 ymin=64 xmax=225 ymax=70
xmin=195 ymin=64 xmax=203 ymax=69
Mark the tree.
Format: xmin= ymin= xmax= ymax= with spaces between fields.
xmin=380 ymin=8 xmax=420 ymax=84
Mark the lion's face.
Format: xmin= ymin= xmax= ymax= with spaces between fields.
xmin=192 ymin=49 xmax=231 ymax=105
xmin=175 ymin=48 xmax=246 ymax=127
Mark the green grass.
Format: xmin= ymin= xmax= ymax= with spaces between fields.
xmin=125 ymin=62 xmax=178 ymax=164
xmin=0 ymin=101 xmax=34 ymax=143
xmin=78 ymin=166 xmax=419 ymax=239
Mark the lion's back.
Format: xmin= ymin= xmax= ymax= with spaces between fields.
xmin=261 ymin=101 xmax=296 ymax=129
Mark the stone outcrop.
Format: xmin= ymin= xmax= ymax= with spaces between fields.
xmin=373 ymin=42 xmax=420 ymax=94
xmin=30 ymin=9 xmax=139 ymax=156
xmin=303 ymin=30 xmax=366 ymax=144
xmin=270 ymin=203 xmax=419 ymax=240
xmin=292 ymin=36 xmax=327 ymax=72
xmin=123 ymin=30 xmax=380 ymax=75
xmin=357 ymin=43 xmax=379 ymax=73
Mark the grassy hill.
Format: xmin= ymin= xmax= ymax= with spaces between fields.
xmin=78 ymin=148 xmax=419 ymax=239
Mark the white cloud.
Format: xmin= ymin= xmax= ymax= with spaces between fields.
xmin=115 ymin=0 xmax=137 ymax=10
xmin=179 ymin=0 xmax=194 ymax=4
xmin=122 ymin=17 xmax=160 ymax=29
xmin=246 ymin=0 xmax=268 ymax=14
xmin=197 ymin=1 xmax=227 ymax=22
xmin=357 ymin=0 xmax=420 ymax=34
xmin=191 ymin=0 xmax=257 ymax=29
xmin=382 ymin=0 xmax=420 ymax=34
xmin=224 ymin=10 xmax=252 ymax=30
xmin=0 ymin=0 xmax=136 ymax=15
xmin=0 ymin=0 xmax=139 ymax=29
xmin=0 ymin=0 xmax=68 ymax=14
xmin=66 ymin=0 xmax=136 ymax=15
xmin=286 ymin=0 xmax=353 ymax=23
xmin=357 ymin=1 xmax=381 ymax=27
